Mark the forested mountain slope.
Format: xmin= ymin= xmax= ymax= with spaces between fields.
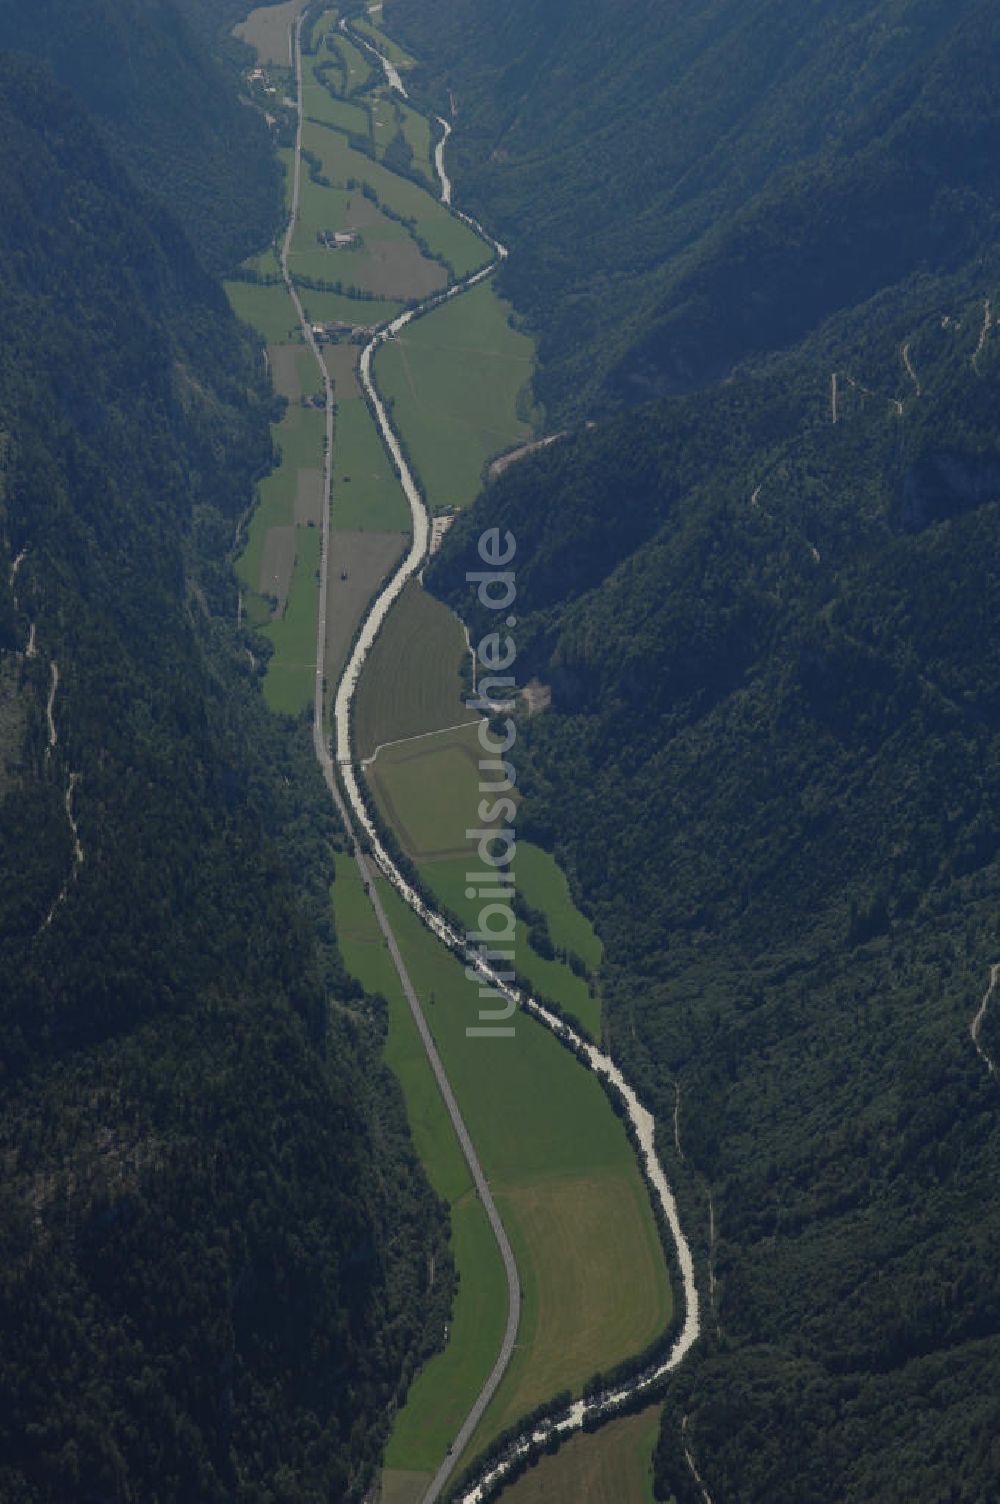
xmin=432 ymin=252 xmax=1000 ymax=1501
xmin=0 ymin=52 xmax=445 ymax=1503
xmin=425 ymin=1 xmax=1000 ymax=1487
xmin=386 ymin=0 xmax=999 ymax=418
xmin=0 ymin=0 xmax=281 ymax=271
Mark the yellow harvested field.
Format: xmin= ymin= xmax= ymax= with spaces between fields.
xmin=232 ymin=0 xmax=309 ymax=65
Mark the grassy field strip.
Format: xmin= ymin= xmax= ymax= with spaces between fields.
xmin=225 ymin=278 xmax=302 ymax=346
xmin=421 ymin=857 xmax=600 ymax=1039
xmin=516 ymin=844 xmax=603 ymax=972
xmin=233 ymin=0 xmax=307 ymax=65
xmin=331 ymin=854 xmax=508 ymax=1477
xmin=300 ymin=123 xmax=489 ymax=278
xmin=224 ymin=288 xmax=327 ymax=708
xmin=299 ymin=287 xmax=404 ymax=328
xmin=371 ymin=879 xmax=672 ymax=1475
xmin=331 ymin=32 xmax=372 ymax=93
xmin=227 ymin=12 xmax=330 ymax=715
xmin=362 ymin=705 xmax=603 ymax=1034
xmin=260 ymin=524 xmax=322 ymax=713
xmin=374 ymin=281 xmax=536 ymax=510
xmin=305 ymin=88 xmax=370 ymax=137
xmin=398 ymin=99 xmax=434 ymax=178
xmin=331 ymin=397 xmax=412 ymax=532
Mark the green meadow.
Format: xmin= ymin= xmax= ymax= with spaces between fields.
xmin=225 ymin=278 xmax=302 ymax=346
xmin=374 ymin=880 xmax=671 ymax=1468
xmin=332 ymin=398 xmax=412 ymax=532
xmin=331 ymin=34 xmax=372 ymax=94
xmin=299 ymin=124 xmax=488 ymax=278
xmin=367 ymin=722 xmax=484 ymax=858
xmin=297 ymin=288 xmax=401 ymax=327
xmin=236 ymin=400 xmax=324 ymax=613
xmin=397 ymin=101 xmax=433 ymax=178
xmin=352 ymin=15 xmax=415 ymax=71
xmin=262 ymin=521 xmax=322 ymax=715
xmin=517 ymin=842 xmax=604 ymax=973
xmin=303 ymin=77 xmax=371 ymax=137
xmin=225 ymin=265 xmax=326 ymax=716
xmin=332 ymin=854 xmax=507 ymax=1472
xmin=421 ymin=855 xmax=601 ymax=1039
xmin=374 ymin=281 xmax=535 ymax=510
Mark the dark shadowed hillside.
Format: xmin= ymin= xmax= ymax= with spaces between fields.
xmin=387 ymin=0 xmax=999 ymax=419
xmin=0 ymin=0 xmax=281 ymax=271
xmin=423 ymin=2 xmax=1000 ymax=1494
xmin=0 ymin=52 xmax=446 ymax=1503
xmin=431 ymin=257 xmax=1000 ymax=1502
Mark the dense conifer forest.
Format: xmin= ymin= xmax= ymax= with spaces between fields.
xmin=0 ymin=28 xmax=447 ymax=1504
xmin=2 ymin=0 xmax=999 ymax=1496
xmin=390 ymin=0 xmax=1000 ymax=418
xmin=0 ymin=0 xmax=281 ymax=271
xmin=418 ymin=0 xmax=1000 ymax=1496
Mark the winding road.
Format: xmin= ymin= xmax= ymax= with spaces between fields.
xmin=45 ymin=661 xmax=60 ymax=756
xmin=901 ymin=340 xmax=922 ymax=397
xmin=12 ymin=556 xmax=87 ymax=931
xmin=972 ymin=298 xmax=992 ymax=373
xmin=434 ymin=115 xmax=452 ymax=204
xmin=282 ymin=16 xmax=700 ymax=1501
xmin=970 ymin=962 xmax=1000 ymax=1081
